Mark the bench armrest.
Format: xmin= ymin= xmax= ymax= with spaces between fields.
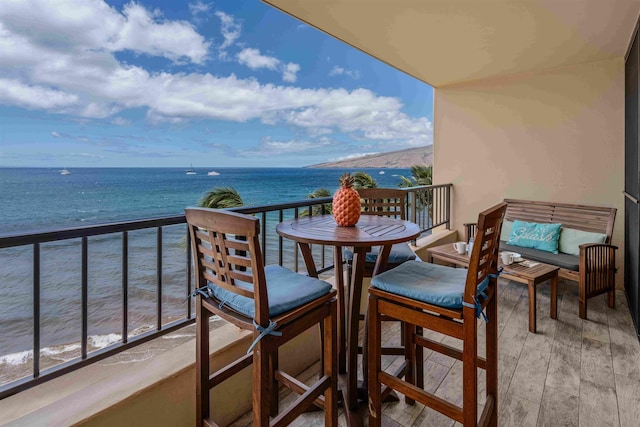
xmin=579 ymin=243 xmax=617 ymax=273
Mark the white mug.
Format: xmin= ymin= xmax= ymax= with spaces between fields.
xmin=501 ymin=252 xmax=514 ymax=265
xmin=453 ymin=241 xmax=467 ymax=254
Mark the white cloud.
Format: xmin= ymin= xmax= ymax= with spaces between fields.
xmin=237 ymin=48 xmax=279 ymax=70
xmin=237 ymin=49 xmax=301 ymax=83
xmin=189 ymin=1 xmax=212 ymax=16
xmin=282 ymin=63 xmax=300 ymax=83
xmin=0 ymin=78 xmax=78 ymax=109
xmin=329 ymin=152 xmax=378 ymax=161
xmin=0 ymin=1 xmax=432 ymax=152
xmin=215 ymin=10 xmax=241 ymax=54
xmin=329 ymin=66 xmax=360 ymax=79
xmin=51 ymin=131 xmax=61 ymax=138
xmin=0 ymin=0 xmax=209 ymax=64
xmin=111 ymin=117 xmax=130 ymax=126
xmin=111 ymin=2 xmax=210 ymax=64
xmin=208 ymin=136 xmax=343 ymax=158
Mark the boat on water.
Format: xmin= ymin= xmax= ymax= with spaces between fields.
xmin=207 ymin=171 xmax=220 ymax=176
xmin=186 ymin=164 xmax=197 ymax=175
xmin=379 ymin=170 xmax=385 ymax=174
xmin=60 ymin=168 xmax=71 ymax=175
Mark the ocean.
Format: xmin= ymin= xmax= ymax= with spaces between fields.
xmin=0 ymin=167 xmax=411 ymax=385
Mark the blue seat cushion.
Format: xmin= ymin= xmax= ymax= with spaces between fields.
xmin=500 ymin=241 xmax=579 ymax=271
xmin=343 ymin=243 xmax=417 ymax=264
xmin=371 ymin=261 xmax=490 ymax=309
xmin=208 ymin=265 xmax=332 ymax=318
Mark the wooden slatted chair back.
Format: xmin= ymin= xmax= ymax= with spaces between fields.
xmin=504 ymin=199 xmax=616 ymax=242
xmin=185 ymin=208 xmax=269 ymax=324
xmin=465 ymin=202 xmax=507 ymax=304
xmin=357 ymin=188 xmax=407 ymax=220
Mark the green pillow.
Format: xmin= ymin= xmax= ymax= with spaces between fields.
xmin=500 ymin=220 xmax=514 ymax=242
xmin=507 ymin=220 xmax=562 ymax=254
xmin=558 ymin=228 xmax=607 ymax=256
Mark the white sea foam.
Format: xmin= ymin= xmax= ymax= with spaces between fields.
xmin=0 ymin=334 xmax=122 ymax=366
xmin=41 ymin=343 xmax=81 ymax=357
xmin=0 ymin=349 xmax=33 ymax=365
xmin=89 ymin=333 xmax=122 ymax=349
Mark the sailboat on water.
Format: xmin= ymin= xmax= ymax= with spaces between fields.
xmin=186 ymin=164 xmax=197 ymax=175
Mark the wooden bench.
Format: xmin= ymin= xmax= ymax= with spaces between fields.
xmin=464 ymin=199 xmax=617 ymax=319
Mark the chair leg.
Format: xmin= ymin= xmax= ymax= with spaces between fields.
xmin=252 ymin=338 xmax=271 ymax=427
xmin=462 ymin=314 xmax=478 ymax=426
xmin=368 ymin=295 xmax=382 ymax=427
xmin=608 ymin=289 xmax=615 ymax=309
xmin=403 ymin=320 xmax=416 ymax=405
xmin=324 ymin=300 xmax=338 ymax=427
xmin=579 ymin=298 xmax=587 ymax=319
xmin=486 ymin=294 xmax=498 ymax=427
xmin=415 ymin=326 xmax=424 ymax=390
xmin=269 ymin=349 xmax=279 ymax=417
xmin=319 ymin=322 xmax=326 ymax=380
xmin=196 ymin=297 xmax=210 ymax=425
xmin=579 ymin=278 xmax=587 ymax=319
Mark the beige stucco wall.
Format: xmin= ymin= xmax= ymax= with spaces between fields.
xmin=433 ymin=58 xmax=625 ymax=287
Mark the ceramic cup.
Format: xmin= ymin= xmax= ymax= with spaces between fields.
xmin=501 ymin=252 xmax=514 ymax=265
xmin=453 ymin=241 xmax=467 ymax=254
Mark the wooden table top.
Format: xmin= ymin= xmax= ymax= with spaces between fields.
xmin=276 ymin=214 xmax=421 ymax=247
xmin=427 ymin=242 xmax=559 ymax=280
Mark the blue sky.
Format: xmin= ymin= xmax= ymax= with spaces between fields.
xmin=0 ymin=0 xmax=433 ymax=168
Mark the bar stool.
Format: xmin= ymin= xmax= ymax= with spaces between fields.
xmin=342 ymin=188 xmax=420 ymax=388
xmin=367 ymin=202 xmax=507 ymax=426
xmin=186 ymin=208 xmax=338 ymax=426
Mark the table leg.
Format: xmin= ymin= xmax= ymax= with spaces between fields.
xmin=550 ymin=274 xmax=558 ymax=320
xmin=297 ymin=242 xmax=318 ymax=278
xmin=347 ymin=248 xmax=367 ymax=410
xmin=528 ymin=280 xmax=537 ymax=333
xmin=371 ymin=245 xmax=391 ymax=277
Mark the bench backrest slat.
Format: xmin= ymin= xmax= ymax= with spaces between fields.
xmin=504 ymin=199 xmax=616 ymax=243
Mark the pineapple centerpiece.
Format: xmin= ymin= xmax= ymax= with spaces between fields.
xmin=333 ymin=173 xmax=361 ymax=226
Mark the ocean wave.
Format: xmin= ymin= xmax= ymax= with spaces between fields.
xmin=0 ymin=349 xmax=33 ymax=365
xmin=89 ymin=333 xmax=122 ymax=348
xmin=0 ymin=333 xmax=125 ymax=366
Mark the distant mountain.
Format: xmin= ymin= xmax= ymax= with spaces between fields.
xmin=307 ymin=146 xmax=433 ymax=169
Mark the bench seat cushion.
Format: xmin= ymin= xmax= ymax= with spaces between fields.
xmin=208 ymin=265 xmax=332 ymax=318
xmin=500 ymin=241 xmax=580 ymax=271
xmin=343 ymin=242 xmax=417 ymax=265
xmin=371 ymin=260 xmax=489 ymax=309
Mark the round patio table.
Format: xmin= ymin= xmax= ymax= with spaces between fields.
xmin=276 ymin=214 xmax=420 ymax=426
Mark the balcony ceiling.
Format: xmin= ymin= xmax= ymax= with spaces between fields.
xmin=263 ymin=0 xmax=640 ymax=87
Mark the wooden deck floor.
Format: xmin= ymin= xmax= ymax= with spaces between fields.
xmin=231 ymin=278 xmax=640 ymax=426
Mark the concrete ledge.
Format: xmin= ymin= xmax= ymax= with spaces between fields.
xmin=410 ymin=229 xmax=459 ymax=261
xmin=0 ymin=322 xmax=321 ymax=427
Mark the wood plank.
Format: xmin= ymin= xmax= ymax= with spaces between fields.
xmin=537 ymin=386 xmax=579 ymax=427
xmin=507 ymin=340 xmax=552 ymax=404
xmin=615 ymin=374 xmax=640 ymax=427
xmin=545 ymin=342 xmax=581 ymax=397
xmin=581 ymin=336 xmax=615 ymax=389
xmin=578 ymin=379 xmax=620 ymax=427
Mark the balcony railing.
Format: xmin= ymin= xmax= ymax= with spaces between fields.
xmin=0 ymin=184 xmax=451 ymax=399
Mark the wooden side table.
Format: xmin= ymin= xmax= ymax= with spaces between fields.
xmin=427 ymin=243 xmax=559 ymax=333
xmin=277 ymin=215 xmax=420 ymax=426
